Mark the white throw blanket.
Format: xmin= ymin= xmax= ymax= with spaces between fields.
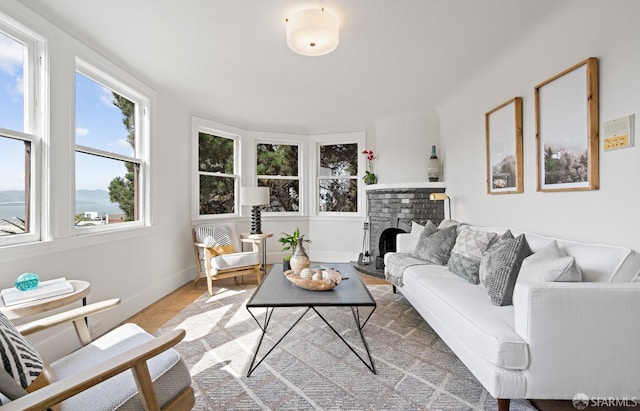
xmin=384 ymin=253 xmax=430 ymax=287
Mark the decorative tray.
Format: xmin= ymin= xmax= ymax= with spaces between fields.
xmin=284 ymin=268 xmax=346 ymax=291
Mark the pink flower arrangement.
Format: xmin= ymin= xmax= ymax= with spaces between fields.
xmin=362 ymin=149 xmax=377 ymax=184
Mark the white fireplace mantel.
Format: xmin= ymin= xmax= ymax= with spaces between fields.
xmin=364 ymin=182 xmax=446 ymax=191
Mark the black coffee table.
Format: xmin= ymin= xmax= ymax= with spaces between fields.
xmin=245 ymin=263 xmax=377 ymax=377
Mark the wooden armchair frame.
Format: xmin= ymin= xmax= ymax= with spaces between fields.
xmin=1 ymin=299 xmax=195 ymax=411
xmin=192 ymin=228 xmax=263 ymax=295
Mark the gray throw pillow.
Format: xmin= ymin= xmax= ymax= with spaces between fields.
xmin=413 ymin=220 xmax=437 ymax=244
xmin=412 ymin=224 xmax=458 ymax=265
xmin=437 ymin=219 xmax=461 ymax=230
xmin=407 ymin=220 xmax=436 ymax=248
xmin=479 ymin=233 xmax=532 ymax=306
xmin=518 ymin=240 xmax=582 ymax=283
xmin=448 ymin=227 xmax=498 ymax=284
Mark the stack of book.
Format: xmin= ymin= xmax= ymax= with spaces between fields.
xmin=1 ymin=278 xmax=74 ymax=306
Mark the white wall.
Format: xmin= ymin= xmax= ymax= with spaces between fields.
xmin=0 ymin=1 xmax=196 ymax=361
xmin=437 ymin=0 xmax=640 ymax=251
xmin=373 ymin=109 xmax=440 ymax=184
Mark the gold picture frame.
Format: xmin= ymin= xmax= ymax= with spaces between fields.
xmin=485 ymin=97 xmax=523 ymax=194
xmin=535 ymin=57 xmax=599 ymax=192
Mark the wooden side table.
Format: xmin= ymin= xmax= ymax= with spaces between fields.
xmin=0 ymin=280 xmax=90 ymax=320
xmin=241 ymin=232 xmax=273 ymax=274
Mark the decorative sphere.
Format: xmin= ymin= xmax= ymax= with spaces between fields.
xmin=15 ymin=272 xmax=40 ymax=291
xmin=299 ymin=268 xmax=314 ymax=279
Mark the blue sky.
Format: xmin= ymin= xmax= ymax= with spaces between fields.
xmin=1 ymin=30 xmax=131 ymax=192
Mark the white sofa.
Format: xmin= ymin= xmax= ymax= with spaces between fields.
xmin=385 ymin=224 xmax=640 ymax=410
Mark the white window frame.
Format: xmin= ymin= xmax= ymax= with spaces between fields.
xmin=191 ymin=117 xmax=242 ymax=220
xmin=311 ymin=132 xmax=365 ymax=217
xmin=74 ymin=58 xmax=151 ymax=235
xmin=0 ymin=15 xmax=47 ymax=247
xmin=255 ymin=139 xmax=302 ymax=215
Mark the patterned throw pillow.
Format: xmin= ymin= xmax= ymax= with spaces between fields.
xmin=448 ymin=227 xmax=498 ymax=284
xmin=0 ymin=312 xmax=44 ymax=390
xmin=195 ymin=225 xmax=236 ymax=255
xmin=479 ymin=233 xmax=532 ymax=306
xmin=518 ymin=240 xmax=582 ymax=283
xmin=479 ymin=230 xmax=514 ymax=285
xmin=412 ymin=224 xmax=458 ymax=265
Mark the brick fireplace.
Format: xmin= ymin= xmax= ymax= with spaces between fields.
xmin=353 ymin=183 xmax=446 ymax=278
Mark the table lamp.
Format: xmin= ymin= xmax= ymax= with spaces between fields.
xmin=241 ymin=187 xmax=270 ymax=234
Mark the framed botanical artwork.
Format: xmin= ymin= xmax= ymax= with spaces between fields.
xmin=535 ymin=57 xmax=599 ymax=192
xmin=485 ymin=97 xmax=523 ymax=194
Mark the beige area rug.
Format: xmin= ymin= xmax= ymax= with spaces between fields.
xmin=156 ymin=284 xmax=536 ymax=410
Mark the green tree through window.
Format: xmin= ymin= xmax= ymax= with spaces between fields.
xmin=199 ymin=133 xmax=236 ymax=215
xmin=318 ymin=143 xmax=358 ymax=212
xmin=109 ymin=94 xmax=137 ymax=221
xmin=257 ymin=143 xmax=299 ymax=212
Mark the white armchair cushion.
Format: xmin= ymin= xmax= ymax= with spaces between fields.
xmin=211 ymin=251 xmax=260 ymax=270
xmin=50 ymin=323 xmax=191 ymax=410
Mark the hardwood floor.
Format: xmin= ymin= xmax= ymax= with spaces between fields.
xmin=124 ymin=270 xmax=629 ymax=411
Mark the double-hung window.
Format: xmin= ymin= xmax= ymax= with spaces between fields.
xmin=0 ymin=19 xmax=44 ymax=245
xmin=75 ymin=60 xmax=149 ymax=231
xmin=197 ymin=131 xmax=238 ymax=216
xmin=317 ymin=142 xmax=359 ymax=213
xmin=256 ymin=143 xmax=300 ymax=212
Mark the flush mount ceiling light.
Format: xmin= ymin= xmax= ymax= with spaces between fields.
xmin=286 ymin=7 xmax=339 ymax=56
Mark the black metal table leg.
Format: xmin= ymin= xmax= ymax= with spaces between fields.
xmin=312 ymin=305 xmax=377 ymax=374
xmin=246 ymin=306 xmax=311 ymax=377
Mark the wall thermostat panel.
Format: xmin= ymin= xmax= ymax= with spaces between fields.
xmin=603 ymin=114 xmax=634 ymax=151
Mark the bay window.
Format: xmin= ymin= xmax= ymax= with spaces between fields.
xmin=197 ymin=132 xmax=238 ymax=216
xmin=0 ymin=20 xmax=44 ymax=245
xmin=75 ymin=60 xmax=149 ymax=231
xmin=317 ymin=143 xmax=359 ymax=213
xmin=256 ymin=143 xmax=300 ymax=212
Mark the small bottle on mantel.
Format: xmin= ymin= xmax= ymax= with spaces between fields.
xmin=427 ymin=145 xmax=441 ymax=182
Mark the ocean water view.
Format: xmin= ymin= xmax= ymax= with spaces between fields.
xmin=0 ymin=202 xmax=124 ymax=220
xmin=0 ymin=190 xmax=124 ymax=221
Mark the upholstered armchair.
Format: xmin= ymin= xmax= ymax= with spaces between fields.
xmin=192 ymin=223 xmax=262 ymax=295
xmin=0 ymin=299 xmax=194 ymax=410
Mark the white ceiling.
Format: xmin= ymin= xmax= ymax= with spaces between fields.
xmin=20 ymin=0 xmax=567 ymax=134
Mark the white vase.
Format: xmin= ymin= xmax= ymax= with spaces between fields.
xmin=289 ymin=237 xmax=310 ymax=274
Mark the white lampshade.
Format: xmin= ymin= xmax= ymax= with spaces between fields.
xmin=286 ymin=8 xmax=339 ymax=56
xmin=241 ymin=187 xmax=270 ymax=206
